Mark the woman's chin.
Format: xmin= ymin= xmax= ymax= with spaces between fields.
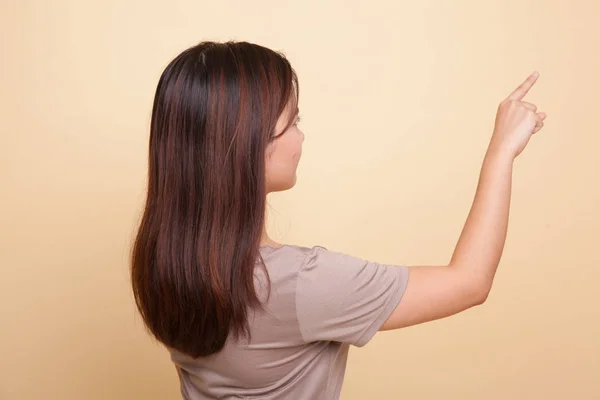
xmin=267 ymin=176 xmax=297 ymax=193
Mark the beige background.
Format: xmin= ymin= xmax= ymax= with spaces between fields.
xmin=2 ymin=0 xmax=599 ymax=399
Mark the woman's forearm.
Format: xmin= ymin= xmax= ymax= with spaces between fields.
xmin=449 ymin=144 xmax=514 ymax=287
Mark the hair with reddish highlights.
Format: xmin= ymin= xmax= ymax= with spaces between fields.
xmin=131 ymin=41 xmax=298 ymax=358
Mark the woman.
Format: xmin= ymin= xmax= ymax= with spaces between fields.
xmin=131 ymin=41 xmax=546 ymax=399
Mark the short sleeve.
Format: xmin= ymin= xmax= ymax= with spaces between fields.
xmin=295 ymin=246 xmax=409 ymax=347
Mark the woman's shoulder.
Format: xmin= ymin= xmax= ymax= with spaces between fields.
xmin=259 ymin=243 xmax=333 ymax=271
xmin=259 ymin=243 xmax=322 ymax=257
xmin=259 ymin=243 xmax=369 ymax=273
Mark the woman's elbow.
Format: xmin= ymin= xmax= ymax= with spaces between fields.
xmin=469 ymin=277 xmax=493 ymax=306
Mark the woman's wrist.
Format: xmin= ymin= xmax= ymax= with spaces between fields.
xmin=486 ymin=136 xmax=516 ymax=165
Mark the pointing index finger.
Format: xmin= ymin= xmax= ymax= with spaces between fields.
xmin=507 ymin=71 xmax=539 ymax=101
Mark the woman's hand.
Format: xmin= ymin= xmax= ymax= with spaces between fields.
xmin=490 ymin=71 xmax=547 ymax=158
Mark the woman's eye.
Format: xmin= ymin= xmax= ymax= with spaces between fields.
xmin=294 ymin=115 xmax=302 ymax=125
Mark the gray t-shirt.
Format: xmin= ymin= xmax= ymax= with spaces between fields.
xmin=169 ymin=245 xmax=409 ymax=399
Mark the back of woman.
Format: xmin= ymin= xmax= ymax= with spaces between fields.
xmin=131 ymin=41 xmax=546 ymax=399
xmin=171 ymin=245 xmax=407 ymax=399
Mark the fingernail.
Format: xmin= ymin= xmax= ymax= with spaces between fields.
xmin=532 ymin=71 xmax=539 ymax=77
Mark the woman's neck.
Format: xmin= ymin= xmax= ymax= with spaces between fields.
xmin=260 ymin=228 xmax=282 ymax=248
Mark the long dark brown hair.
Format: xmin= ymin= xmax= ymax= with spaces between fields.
xmin=131 ymin=41 xmax=298 ymax=358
